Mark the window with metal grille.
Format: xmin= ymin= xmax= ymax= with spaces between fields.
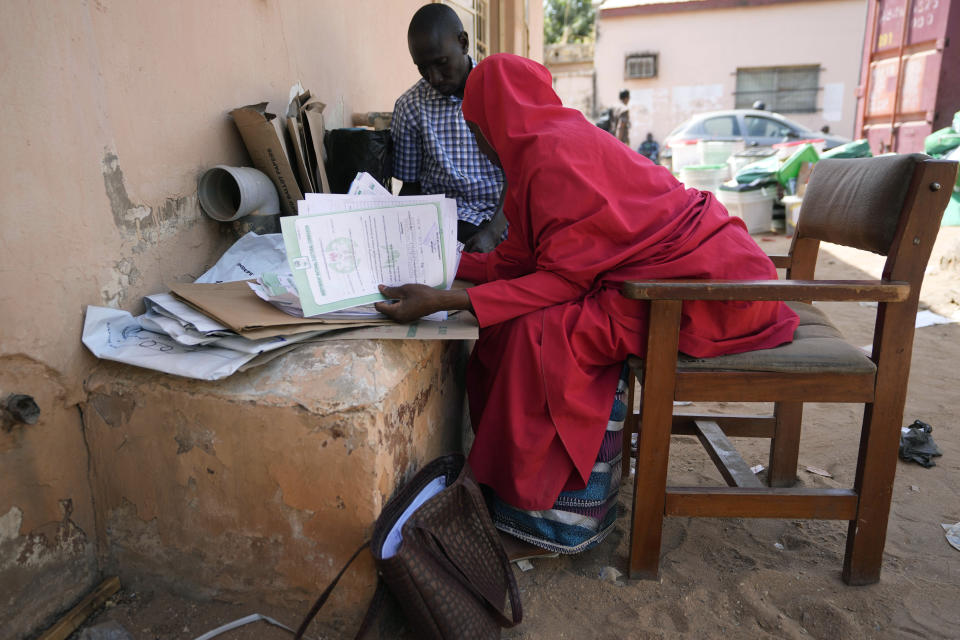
xmin=443 ymin=0 xmax=490 ymax=59
xmin=625 ymin=53 xmax=657 ymax=79
xmin=735 ymin=66 xmax=820 ymax=113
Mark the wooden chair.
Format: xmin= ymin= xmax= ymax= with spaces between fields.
xmin=619 ymin=154 xmax=958 ymax=585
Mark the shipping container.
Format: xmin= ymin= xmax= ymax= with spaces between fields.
xmin=855 ymin=0 xmax=960 ymax=154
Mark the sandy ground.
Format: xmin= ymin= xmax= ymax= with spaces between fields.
xmin=64 ymin=228 xmax=960 ymax=640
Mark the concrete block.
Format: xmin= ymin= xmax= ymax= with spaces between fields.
xmin=82 ymin=339 xmax=467 ymax=624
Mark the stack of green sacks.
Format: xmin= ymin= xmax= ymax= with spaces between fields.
xmin=924 ymin=110 xmax=960 ymax=226
xmin=735 ymin=154 xmax=780 ymax=185
xmin=735 ymin=142 xmax=825 ymax=188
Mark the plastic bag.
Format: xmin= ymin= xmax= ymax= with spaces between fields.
xmin=898 ymin=420 xmax=943 ymax=468
xmin=323 ymin=128 xmax=393 ymax=194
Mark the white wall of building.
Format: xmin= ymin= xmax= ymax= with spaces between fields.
xmin=595 ymin=0 xmax=868 ymax=149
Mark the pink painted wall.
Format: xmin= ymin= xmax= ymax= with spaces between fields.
xmin=594 ymin=0 xmax=868 ymax=149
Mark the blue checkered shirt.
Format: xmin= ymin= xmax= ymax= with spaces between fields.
xmin=391 ymin=67 xmax=504 ymax=227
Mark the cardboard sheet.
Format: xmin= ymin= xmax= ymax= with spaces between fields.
xmin=230 ymin=103 xmax=304 ymax=215
xmin=168 ymin=280 xmax=390 ymax=333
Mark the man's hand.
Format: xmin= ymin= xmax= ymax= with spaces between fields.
xmin=463 ymin=206 xmax=507 ymax=253
xmin=463 ymin=225 xmax=500 ymax=253
xmin=374 ymin=284 xmax=471 ymax=324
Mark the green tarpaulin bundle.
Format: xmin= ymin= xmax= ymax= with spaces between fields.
xmin=820 ymin=139 xmax=873 ymax=159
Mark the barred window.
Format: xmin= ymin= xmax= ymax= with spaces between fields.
xmin=443 ymin=0 xmax=490 ymax=59
xmin=625 ymin=53 xmax=657 ymax=79
xmin=735 ymin=66 xmax=820 ymax=113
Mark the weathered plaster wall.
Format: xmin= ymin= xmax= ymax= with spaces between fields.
xmin=595 ymin=0 xmax=867 ymax=148
xmin=81 ymin=340 xmax=465 ymax=620
xmin=0 ymin=1 xmax=536 ymax=636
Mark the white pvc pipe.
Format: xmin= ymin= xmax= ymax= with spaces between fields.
xmin=198 ymin=165 xmax=281 ymax=222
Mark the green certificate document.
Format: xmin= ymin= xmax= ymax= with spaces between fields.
xmin=281 ymin=203 xmax=452 ymax=317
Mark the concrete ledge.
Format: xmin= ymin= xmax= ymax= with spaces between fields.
xmin=82 ymin=338 xmax=467 ymax=621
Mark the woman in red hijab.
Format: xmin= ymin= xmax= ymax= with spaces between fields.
xmin=376 ymin=54 xmax=797 ymax=555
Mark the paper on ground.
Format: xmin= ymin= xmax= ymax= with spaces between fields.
xmin=83 ymin=306 xmax=259 ymax=380
xmin=941 ymin=522 xmax=960 ymax=552
xmin=282 ymin=202 xmax=456 ymax=317
xmin=860 ymin=309 xmax=959 ymax=353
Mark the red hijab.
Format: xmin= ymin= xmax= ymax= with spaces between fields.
xmin=461 ymin=54 xmax=718 ymax=289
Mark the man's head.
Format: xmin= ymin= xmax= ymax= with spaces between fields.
xmin=408 ymin=4 xmax=471 ymax=97
xmin=646 ymin=133 xmax=654 ymax=142
xmin=619 ymin=89 xmax=630 ymax=104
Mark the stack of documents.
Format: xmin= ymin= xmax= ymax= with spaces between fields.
xmin=82 ymin=173 xmax=475 ymax=380
xmin=264 ymin=172 xmax=461 ymax=319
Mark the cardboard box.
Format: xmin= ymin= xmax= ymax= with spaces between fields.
xmin=230 ymin=103 xmax=304 ymax=215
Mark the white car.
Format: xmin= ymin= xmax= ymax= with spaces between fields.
xmin=664 ymin=109 xmax=849 ymax=151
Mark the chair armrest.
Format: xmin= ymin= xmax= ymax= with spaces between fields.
xmin=767 ymin=255 xmax=792 ymax=269
xmin=617 ymin=279 xmax=910 ymax=302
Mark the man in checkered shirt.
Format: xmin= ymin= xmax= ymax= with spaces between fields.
xmin=392 ymin=3 xmax=506 ymax=253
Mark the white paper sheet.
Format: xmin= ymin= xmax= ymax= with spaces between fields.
xmin=300 ymin=193 xmax=461 ymax=288
xmin=83 ymin=306 xmax=259 ymax=380
xmin=348 ymin=171 xmax=392 ymax=196
xmin=144 ymin=292 xmax=229 ymax=334
xmin=194 ymin=231 xmax=289 ymax=284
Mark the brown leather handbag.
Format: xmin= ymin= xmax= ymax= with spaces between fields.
xmin=295 ymin=453 xmax=522 ymax=639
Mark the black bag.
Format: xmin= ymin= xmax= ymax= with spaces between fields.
xmin=323 ymin=128 xmax=393 ymax=194
xmin=295 ymin=453 xmax=522 ymax=639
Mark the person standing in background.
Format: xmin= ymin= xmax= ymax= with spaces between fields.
xmin=612 ymin=89 xmax=631 ymax=145
xmin=638 ymin=132 xmax=660 ymax=163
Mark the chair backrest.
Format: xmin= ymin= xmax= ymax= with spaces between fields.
xmin=789 ymin=154 xmax=955 ymax=283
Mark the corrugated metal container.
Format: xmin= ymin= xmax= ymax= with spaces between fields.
xmin=855 ymin=0 xmax=960 ymax=154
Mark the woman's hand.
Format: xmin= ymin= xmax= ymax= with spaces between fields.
xmin=374 ymin=284 xmax=472 ymax=323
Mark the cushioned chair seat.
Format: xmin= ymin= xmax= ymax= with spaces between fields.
xmin=628 ymin=302 xmax=877 ymax=375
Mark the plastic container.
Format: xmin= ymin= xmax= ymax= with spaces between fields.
xmin=697 ymin=139 xmax=745 ymax=166
xmin=679 ymin=164 xmax=729 ymax=194
xmin=772 ymin=138 xmax=826 ymax=160
xmin=717 ymin=183 xmax=776 ymax=233
xmin=781 ymin=194 xmax=803 ymax=235
xmin=669 ymin=139 xmax=701 ymax=173
xmin=728 ymin=147 xmax=777 ymax=177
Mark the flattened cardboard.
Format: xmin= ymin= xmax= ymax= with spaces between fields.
xmin=301 ymin=98 xmax=331 ymax=193
xmin=317 ymin=312 xmax=479 ymax=340
xmin=167 ymin=280 xmax=389 ymax=333
xmin=286 ymin=90 xmax=316 ymax=194
xmin=230 ymin=104 xmax=304 ymax=215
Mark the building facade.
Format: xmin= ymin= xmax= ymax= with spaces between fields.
xmin=595 ymin=0 xmax=867 ymax=149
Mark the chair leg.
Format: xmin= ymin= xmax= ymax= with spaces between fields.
xmin=628 ymin=300 xmax=681 ymax=580
xmin=842 ymin=401 xmax=902 ymax=585
xmin=767 ymin=401 xmax=802 ymax=487
xmin=621 ymin=369 xmax=638 ymax=485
